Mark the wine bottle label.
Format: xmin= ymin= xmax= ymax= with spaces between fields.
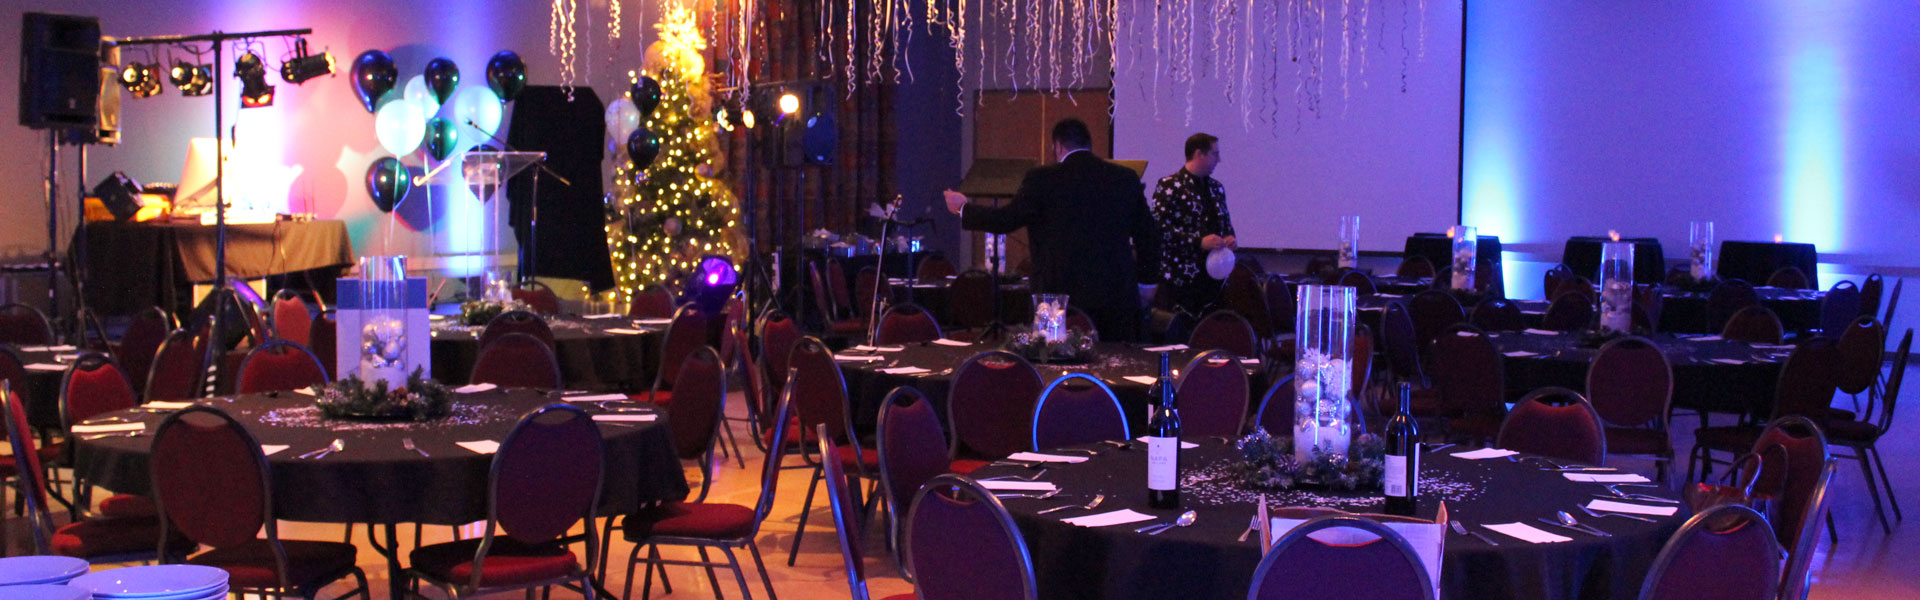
xmin=1147 ymin=436 xmax=1177 ymax=491
xmin=1384 ymin=454 xmax=1408 ymax=497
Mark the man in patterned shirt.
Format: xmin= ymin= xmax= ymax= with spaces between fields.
xmin=1152 ymin=133 xmax=1236 ymax=316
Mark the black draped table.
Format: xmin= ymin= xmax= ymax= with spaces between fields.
xmin=1655 ymin=286 xmax=1823 ymax=335
xmin=5 ymin=344 xmax=80 ymax=429
xmin=1484 ymin=330 xmax=1788 ymax=419
xmin=77 ymin=220 xmax=355 ymax=316
xmin=978 ymin=439 xmax=1687 ymax=600
xmin=1717 ymin=241 xmax=1818 ymax=289
xmin=1267 ymin=273 xmax=1434 ymax=296
xmin=429 ymin=315 xmax=662 ymax=390
xmin=886 ymin=277 xmax=1033 ymax=326
xmin=836 ymin=341 xmax=1267 ymax=436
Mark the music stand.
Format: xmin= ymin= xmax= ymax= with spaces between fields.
xmin=415 ymin=150 xmax=548 ymax=288
xmin=956 ymin=158 xmax=1038 ymax=338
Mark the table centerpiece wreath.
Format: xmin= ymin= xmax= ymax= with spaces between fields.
xmin=1233 ymin=427 xmax=1387 ymax=491
xmin=311 ymin=367 xmax=453 ymax=421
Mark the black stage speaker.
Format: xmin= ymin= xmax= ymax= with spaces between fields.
xmin=19 ymin=12 xmax=103 ymax=130
xmin=63 ymin=43 xmax=122 ymax=145
xmin=93 ymin=171 xmax=142 ymax=221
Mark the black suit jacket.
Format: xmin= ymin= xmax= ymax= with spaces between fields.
xmin=961 ymin=151 xmax=1160 ymax=311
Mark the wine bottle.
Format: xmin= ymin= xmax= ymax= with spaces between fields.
xmin=1147 ymin=352 xmax=1182 ymax=509
xmin=1383 ymin=382 xmax=1420 ymax=516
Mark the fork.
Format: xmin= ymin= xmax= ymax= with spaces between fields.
xmin=1038 ymin=494 xmax=1104 ymax=515
xmin=1580 ymin=505 xmax=1654 ymax=522
xmin=1237 ymin=514 xmax=1260 ymax=542
xmin=403 ymin=438 xmax=429 ymax=457
xmin=981 ymin=468 xmax=1048 ymax=482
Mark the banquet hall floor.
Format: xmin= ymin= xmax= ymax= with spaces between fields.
xmin=5 ymin=360 xmax=1916 ymax=599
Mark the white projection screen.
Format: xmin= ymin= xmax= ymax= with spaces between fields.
xmin=1112 ymin=0 xmax=1465 ymax=252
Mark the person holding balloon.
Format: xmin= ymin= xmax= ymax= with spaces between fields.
xmin=1150 ymin=132 xmax=1236 ymax=317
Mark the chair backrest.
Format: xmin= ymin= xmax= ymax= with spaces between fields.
xmin=628 ymin=284 xmax=678 ymax=319
xmin=1858 ymin=274 xmax=1885 ymax=320
xmin=875 ymin=303 xmax=943 ymax=345
xmin=1176 ymin=350 xmax=1251 ymax=437
xmin=652 ymin=304 xmax=712 ymax=393
xmin=1553 ymin=276 xmax=1596 ymax=303
xmin=1819 ymin=280 xmax=1862 ymax=335
xmin=0 ymin=303 xmax=55 ymax=346
xmin=821 ymin=423 xmax=877 ymax=600
xmin=719 ymin=295 xmax=749 ymax=366
xmin=1706 ymin=279 xmax=1760 ymax=332
xmin=309 ymin=313 xmax=337 ymax=379
xmin=1031 ymin=374 xmax=1128 ymax=450
xmin=917 ymin=255 xmax=957 ymax=280
xmin=1497 ymin=387 xmax=1607 ymax=466
xmin=1721 ymin=305 xmax=1785 ymax=345
xmin=1877 ymin=330 xmax=1912 ymax=431
xmin=1250 ymin=515 xmax=1434 ymax=600
xmin=1770 ymin=337 xmax=1838 ymax=421
xmin=1224 ymin=265 xmax=1274 ymax=338
xmin=877 ymin=387 xmax=952 ymax=559
xmin=665 ymin=346 xmax=727 ymax=473
xmin=1380 ymin=302 xmax=1424 ymax=384
xmin=1396 ymin=256 xmax=1435 ymax=278
xmin=752 ymin=391 xmax=797 ymax=525
xmin=489 ymin=404 xmax=603 ymax=551
xmin=0 ymin=346 xmax=24 ymax=426
xmin=1636 ymin=504 xmax=1782 ymax=600
xmin=1766 ymin=266 xmax=1812 ymax=290
xmin=1543 ymin=264 xmax=1574 ymax=301
xmin=756 ymin=309 xmax=802 ymax=407
xmin=1303 ymin=254 xmax=1338 ymax=278
xmin=789 ymin=337 xmax=855 ymax=443
xmin=905 ymin=474 xmax=1040 ymax=600
xmin=1883 ymin=278 xmax=1903 ymax=329
xmin=1266 ymin=279 xmax=1297 ymax=334
xmin=1064 ymin=306 xmax=1098 ymax=339
xmin=1350 ymin=324 xmax=1375 ymax=427
xmin=118 ymin=307 xmax=174 ymax=397
xmin=825 ymin=260 xmax=853 ymax=315
xmin=469 ymin=332 xmax=563 ymax=389
xmin=851 ymin=266 xmax=882 ymax=319
xmin=1253 ymin=375 xmax=1296 ymax=435
xmin=271 ymin=291 xmax=313 ymax=346
xmin=1540 ymin=292 xmax=1594 ymax=332
xmin=1337 ymin=269 xmax=1377 ymax=296
xmin=152 ymin=406 xmax=272 ymax=550
xmin=1189 ymin=309 xmax=1258 ymax=357
xmin=478 ymin=310 xmax=555 ymax=349
xmin=1407 ymin=290 xmax=1465 ymax=348
xmin=949 ymin=270 xmax=997 ymax=329
xmin=2 ymin=381 xmax=56 ymax=554
xmin=1833 ymin=316 xmax=1886 ymax=395
xmin=1431 ymin=325 xmax=1505 ymax=421
xmin=948 ymin=350 xmax=1044 ymax=460
xmin=808 ymin=261 xmax=839 ymax=324
xmin=236 ymin=340 xmax=329 ymax=394
xmin=1469 ymin=297 xmax=1526 ymax=333
xmin=61 ymin=352 xmax=138 ymax=427
xmin=1744 ymin=416 xmax=1830 ymax=551
xmin=1586 ymin=336 xmax=1673 ymax=430
xmin=1780 ymin=460 xmax=1838 ymax=600
xmin=144 ymin=329 xmax=205 ymax=401
xmin=510 ymin=280 xmax=561 ymax=315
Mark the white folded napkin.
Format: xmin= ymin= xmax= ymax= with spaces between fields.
xmin=1485 ymin=522 xmax=1572 ymax=543
xmin=1749 ymin=343 xmax=1795 ymax=350
xmin=932 ymin=338 xmax=972 ymax=346
xmin=593 ymin=414 xmax=659 ymax=422
xmin=1563 ymin=473 xmax=1653 ymax=483
xmin=454 ymin=383 xmax=498 ymax=393
xmin=878 ymin=366 xmax=931 ymax=375
xmin=583 ymin=313 xmax=624 ymax=319
xmin=1685 ymin=335 xmax=1723 ymax=342
xmin=261 ymin=445 xmax=291 ymax=456
xmin=1376 ymin=294 xmax=1405 ymax=299
xmin=1006 ymin=452 xmax=1089 ymax=464
xmin=1503 ymin=351 xmax=1541 ymax=358
xmin=1585 ymin=499 xmax=1679 ymax=517
xmin=1710 ymin=358 xmax=1749 ymax=365
xmin=1520 ymin=309 xmax=1547 ymax=315
xmin=456 ymin=440 xmax=501 ymax=454
xmin=73 ymin=422 xmax=145 ymax=434
xmin=834 ymin=355 xmax=886 ymax=362
xmin=1134 ymin=437 xmax=1198 ymax=449
xmin=977 ymin=480 xmax=1057 ymax=491
xmin=24 ymin=363 xmax=66 ymax=372
xmin=1523 ymin=329 xmax=1559 ymax=336
xmin=852 ymin=345 xmax=906 ymax=352
xmin=142 ymin=401 xmax=195 ymax=410
xmin=1451 ymin=448 xmax=1519 ymax=460
xmin=636 ymin=318 xmax=674 ymax=325
xmin=292 ymin=387 xmax=318 ymax=396
xmin=1143 ymin=344 xmax=1188 ymax=352
xmin=1239 ymin=358 xmax=1262 ymax=365
xmin=563 ymin=393 xmax=631 ymax=402
xmin=605 ymin=328 xmax=647 ymax=335
xmin=1122 ymin=375 xmax=1159 ymax=386
xmin=1061 ymin=509 xmax=1158 ymax=527
xmin=20 ymin=345 xmax=76 ymax=352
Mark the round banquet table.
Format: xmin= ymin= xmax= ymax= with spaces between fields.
xmin=6 ymin=344 xmax=79 ymax=429
xmin=1485 ymin=330 xmax=1788 ymax=419
xmin=1656 ymin=286 xmax=1823 ymax=335
xmin=1266 ymin=273 xmax=1434 ymax=297
xmin=976 ymin=439 xmax=1688 ymax=600
xmin=886 ymin=278 xmax=1033 ymax=327
xmin=837 ymin=341 xmax=1267 ymax=436
xmin=429 ymin=315 xmax=661 ymax=389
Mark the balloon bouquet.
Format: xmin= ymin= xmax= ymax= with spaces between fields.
xmin=352 ymin=49 xmax=528 ymax=213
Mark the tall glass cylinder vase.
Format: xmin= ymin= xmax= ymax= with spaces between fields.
xmin=1033 ymin=294 xmax=1068 ymax=342
xmin=1294 ymin=285 xmax=1355 ymax=462
xmin=1689 ymin=221 xmax=1715 ymax=280
xmin=1450 ymin=226 xmax=1478 ymax=291
xmin=1338 ymin=216 xmax=1361 ymax=269
xmin=359 ymin=255 xmax=410 ymax=386
xmin=1599 ymin=242 xmax=1634 ymax=333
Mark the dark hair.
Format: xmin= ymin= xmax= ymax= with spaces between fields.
xmin=1184 ymin=133 xmax=1218 ymax=160
xmin=1050 ymin=118 xmax=1093 ymax=150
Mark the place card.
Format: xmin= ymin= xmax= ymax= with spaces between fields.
xmin=878 ymin=366 xmax=931 ymax=375
xmin=456 ymin=440 xmax=501 ymax=454
xmin=1122 ymin=375 xmax=1159 ymax=386
xmin=636 ymin=318 xmax=674 ymax=325
xmin=1563 ymin=473 xmax=1653 ymax=483
xmin=605 ymin=328 xmax=647 ymax=335
xmin=1143 ymin=344 xmax=1188 ymax=352
xmin=1585 ymin=499 xmax=1679 ymax=517
xmin=1134 ymin=437 xmax=1198 ymax=449
xmin=977 ymin=480 xmax=1057 ymax=492
xmin=72 ymin=423 xmax=145 ymax=434
xmin=593 ymin=414 xmax=659 ymax=422
xmin=1710 ymin=358 xmax=1749 ymax=365
xmin=1484 ymin=522 xmax=1572 ymax=544
xmin=1061 ymin=509 xmax=1158 ymax=527
xmin=1684 ymin=335 xmax=1723 ymax=342
xmin=833 ymin=355 xmax=886 ymax=362
xmin=563 ymin=393 xmax=631 ymax=402
xmin=454 ymin=383 xmax=498 ymax=394
xmin=261 ymin=445 xmax=291 ymax=456
xmin=24 ymin=363 xmax=66 ymax=371
xmin=1450 ymin=448 xmax=1519 ymax=460
xmin=1503 ymin=351 xmax=1542 ymax=358
xmin=20 ymin=345 xmax=76 ymax=352
xmin=1522 ymin=329 xmax=1559 ymax=336
xmin=142 ymin=401 xmax=195 ymax=410
xmin=932 ymin=338 xmax=972 ymax=346
xmin=1006 ymin=452 xmax=1090 ymax=464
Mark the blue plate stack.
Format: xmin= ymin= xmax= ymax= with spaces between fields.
xmin=67 ymin=565 xmax=229 ymax=600
xmin=0 ymin=555 xmax=90 ymax=587
xmin=0 ymin=585 xmax=90 ymax=600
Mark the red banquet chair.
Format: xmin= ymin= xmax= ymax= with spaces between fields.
xmin=786 ymin=336 xmax=874 ymax=565
xmin=905 ymin=474 xmax=1040 ymax=600
xmin=271 ymin=290 xmax=314 ymax=347
xmin=948 ymin=350 xmax=1044 ymax=471
xmin=1636 ymin=504 xmax=1781 ymax=600
xmin=1766 ymin=266 xmax=1813 ymax=290
xmin=1189 ymin=309 xmax=1258 ymax=357
xmin=1540 ymin=293 xmax=1594 ymax=332
xmin=143 ymin=329 xmax=206 ymax=402
xmin=877 ymin=386 xmax=958 ymax=572
xmin=117 ymin=307 xmax=174 ymax=399
xmin=1431 ymin=325 xmax=1507 ymax=442
xmin=1250 ymin=515 xmax=1433 ymax=600
xmin=1407 ymin=290 xmax=1465 ymax=349
xmin=477 ymin=309 xmax=555 ymax=349
xmin=511 ymin=280 xmax=562 ymax=315
xmin=1818 ymin=281 xmax=1863 ymax=338
xmin=308 ymin=313 xmax=337 ymax=380
xmin=1587 ymin=336 xmax=1676 ymax=483
xmin=152 ymin=406 xmax=370 ymax=598
xmin=469 ymin=332 xmax=562 ymax=390
xmin=1825 ymin=329 xmax=1910 ymax=532
xmin=1031 ymin=374 xmax=1128 ymax=450
xmin=236 ymin=340 xmax=329 ymax=395
xmin=0 ymin=303 xmax=55 ymax=346
xmin=662 ymin=345 xmax=728 ymax=502
xmin=874 ymin=303 xmax=943 ymax=345
xmin=1720 ymin=305 xmax=1786 ymax=346
xmin=1498 ymin=387 xmax=1607 ymax=467
xmin=825 ymin=422 xmax=920 ymax=600
xmin=641 ymin=304 xmax=711 ymax=405
xmin=1176 ymin=350 xmax=1252 ymax=437
xmin=949 ymin=270 xmax=998 ymax=333
xmin=1337 ymin=269 xmax=1378 ymax=296
xmin=628 ymin=284 xmax=678 ymax=319
xmin=407 ymin=404 xmax=606 ymax=598
xmin=1469 ymin=297 xmax=1527 ymax=333
xmin=1705 ymin=279 xmax=1760 ymax=333
xmin=916 ymin=254 xmax=957 ymax=280
xmin=754 ymin=309 xmax=803 ymax=448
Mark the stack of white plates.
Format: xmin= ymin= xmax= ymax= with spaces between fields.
xmin=67 ymin=565 xmax=229 ymax=600
xmin=0 ymin=585 xmax=89 ymax=600
xmin=0 ymin=555 xmax=90 ymax=586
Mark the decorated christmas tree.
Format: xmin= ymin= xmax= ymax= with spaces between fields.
xmin=606 ymin=6 xmax=743 ymax=301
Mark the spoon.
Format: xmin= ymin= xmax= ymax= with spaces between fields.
xmin=982 ymin=468 xmax=1048 ymax=482
xmin=1142 ymin=510 xmax=1198 ymax=535
xmin=1553 ymin=511 xmax=1612 ymax=537
xmin=307 ymin=438 xmax=346 ymax=460
xmin=1580 ymin=505 xmax=1653 ymax=523
xmin=1038 ymin=494 xmax=1105 ymax=515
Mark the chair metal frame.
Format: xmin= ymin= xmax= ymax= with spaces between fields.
xmin=902 ymin=474 xmax=1040 ymax=600
xmin=468 ymin=331 xmax=563 ymax=390
xmin=1030 ymin=373 xmax=1129 ymax=451
xmin=874 ymin=386 xmax=946 ymax=579
xmin=1248 ymin=515 xmax=1435 ymax=600
xmin=1635 ymin=504 xmax=1781 ymax=600
xmin=646 ymin=303 xmax=711 ymax=403
xmin=5 ymin=380 xmax=186 ymax=564
xmin=874 ymin=302 xmax=944 ymax=345
xmin=1827 ymin=328 xmax=1909 ymax=533
xmin=0 ymin=302 xmax=57 ymax=345
xmin=783 ymin=336 xmax=876 ymax=566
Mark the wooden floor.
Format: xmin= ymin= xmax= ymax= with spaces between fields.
xmin=10 ymin=361 xmax=1917 ymax=599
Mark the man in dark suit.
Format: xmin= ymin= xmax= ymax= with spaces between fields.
xmin=943 ymin=119 xmax=1160 ymax=341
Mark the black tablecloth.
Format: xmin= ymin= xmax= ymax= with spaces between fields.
xmin=1561 ymin=237 xmax=1666 ymax=285
xmin=978 ymin=440 xmax=1686 ymax=600
xmin=887 ymin=279 xmax=1032 ymax=326
xmin=72 ymin=390 xmax=689 ymax=525
xmin=429 ymin=315 xmax=660 ymax=390
xmin=837 ymin=341 xmax=1266 ymax=436
xmin=1267 ymin=274 xmax=1433 ymax=296
xmin=1657 ymin=287 xmax=1823 ymax=335
xmin=8 ymin=345 xmax=76 ymax=429
xmin=1717 ymin=241 xmax=1818 ymax=289
xmin=77 ymin=220 xmax=355 ymax=316
xmin=1486 ymin=331 xmax=1787 ymax=419
xmin=1404 ymin=234 xmax=1503 ymax=273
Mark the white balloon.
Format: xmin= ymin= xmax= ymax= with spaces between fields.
xmin=451 ymin=86 xmax=503 ymax=141
xmin=404 ymin=75 xmax=440 ymax=115
xmin=1205 ymin=247 xmax=1236 ymax=280
xmin=605 ymin=97 xmax=640 ymax=146
xmin=374 ymin=98 xmax=426 ymax=157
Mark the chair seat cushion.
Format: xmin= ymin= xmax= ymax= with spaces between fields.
xmin=631 ymin=390 xmax=674 ymax=405
xmin=879 ymin=594 xmax=918 ymax=600
xmin=622 ymin=501 xmax=756 ymax=540
xmin=190 ymin=539 xmax=358 ymax=589
xmin=1824 ymin=419 xmax=1883 ymax=444
xmin=836 ymin=445 xmax=880 ymax=472
xmin=1825 ymin=407 xmax=1857 ymax=422
xmin=1692 ymin=425 xmax=1764 ymax=453
xmin=52 ymin=516 xmax=196 ymax=559
xmin=830 ymin=319 xmax=868 ymax=334
xmin=1603 ymin=428 xmax=1672 ymax=456
xmin=949 ymin=459 xmax=989 ymax=475
xmin=98 ymin=494 xmax=158 ymax=518
xmin=410 ymin=537 xmax=579 ymax=588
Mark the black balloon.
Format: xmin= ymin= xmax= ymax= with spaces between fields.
xmin=366 ymin=157 xmax=410 ymax=212
xmin=350 ymin=50 xmax=398 ymax=113
xmin=631 ymin=76 xmax=662 ymax=116
xmin=425 ymin=117 xmax=459 ymax=161
xmin=485 ymin=51 xmax=526 ymax=103
xmin=424 ymin=57 xmax=460 ymax=104
xmin=627 ymin=128 xmax=661 ymax=170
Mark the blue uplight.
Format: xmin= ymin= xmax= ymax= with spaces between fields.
xmin=1779 ymin=45 xmax=1846 ymax=252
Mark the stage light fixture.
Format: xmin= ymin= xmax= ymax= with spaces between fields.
xmin=235 ymin=51 xmax=275 ymax=108
xmin=777 ymin=92 xmax=800 ymax=115
xmin=170 ymin=61 xmax=212 ymax=96
xmin=279 ymin=38 xmax=334 ymax=84
xmin=121 ymin=62 xmax=164 ymax=98
xmin=681 ymin=255 xmax=739 ymax=312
